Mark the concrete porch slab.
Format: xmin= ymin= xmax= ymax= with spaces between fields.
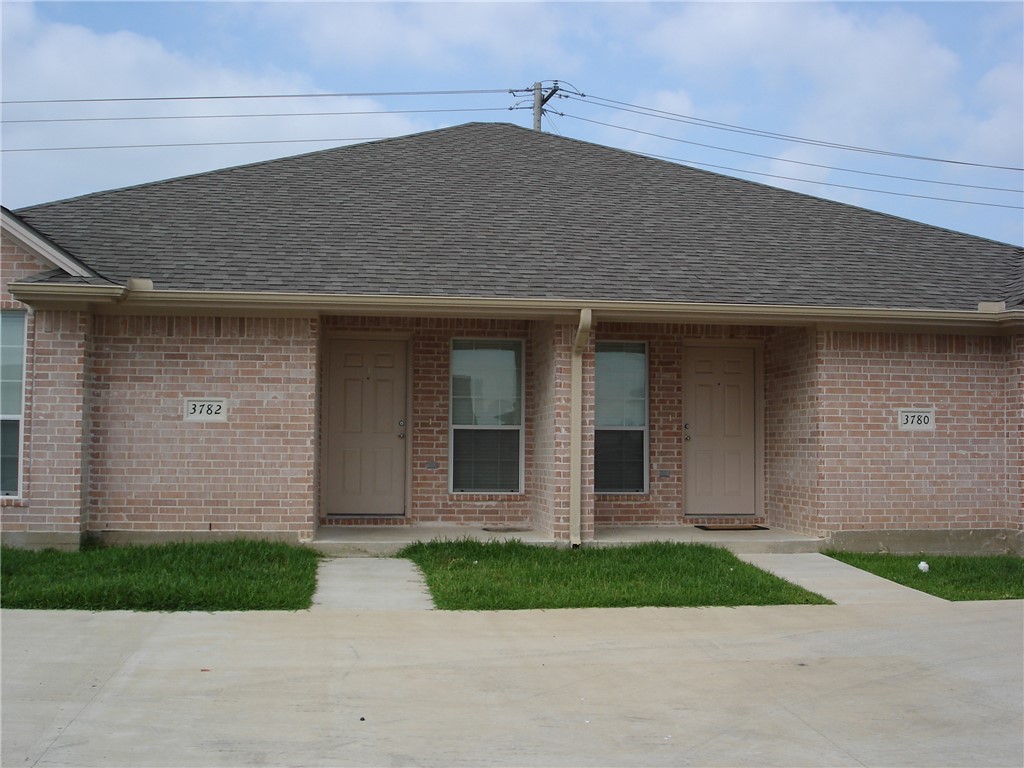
xmin=309 ymin=523 xmax=825 ymax=556
xmin=309 ymin=524 xmax=555 ymax=556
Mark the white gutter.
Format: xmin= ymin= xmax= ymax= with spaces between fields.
xmin=569 ymin=308 xmax=592 ymax=547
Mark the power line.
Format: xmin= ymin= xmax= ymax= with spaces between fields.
xmin=567 ymin=93 xmax=1024 ymax=172
xmin=1 ymin=137 xmax=390 ymax=153
xmin=558 ymin=112 xmax=1023 ymax=194
xmin=13 ymin=101 xmax=1015 ymax=194
xmin=1 ymin=88 xmax=518 ymax=106
xmin=9 ymin=83 xmax=1018 ymax=173
xmin=4 ymin=83 xmax=1021 ymax=212
xmin=1 ymin=107 xmax=511 ymax=125
xmin=637 ymin=150 xmax=1023 ymax=210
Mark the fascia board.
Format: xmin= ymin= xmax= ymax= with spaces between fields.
xmin=8 ymin=283 xmax=1021 ymax=330
xmin=103 ymin=289 xmax=1021 ymax=330
xmin=1 ymin=209 xmax=96 ymax=279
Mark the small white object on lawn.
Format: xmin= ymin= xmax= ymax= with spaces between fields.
xmin=918 ymin=561 xmax=929 ymax=573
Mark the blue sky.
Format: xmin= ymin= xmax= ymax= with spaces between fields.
xmin=2 ymin=1 xmax=1022 ymax=245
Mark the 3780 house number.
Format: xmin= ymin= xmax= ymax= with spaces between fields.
xmin=184 ymin=398 xmax=228 ymax=422
xmin=897 ymin=408 xmax=935 ymax=431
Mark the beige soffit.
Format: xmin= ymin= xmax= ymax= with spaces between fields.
xmin=6 ymin=284 xmax=1023 ymax=330
xmin=1 ymin=209 xmax=96 ymax=279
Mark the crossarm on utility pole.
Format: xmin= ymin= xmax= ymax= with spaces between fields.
xmin=532 ymin=81 xmax=561 ymax=131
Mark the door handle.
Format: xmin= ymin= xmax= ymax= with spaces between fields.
xmin=398 ymin=433 xmax=405 ymax=439
xmin=685 ymin=435 xmax=691 ymax=441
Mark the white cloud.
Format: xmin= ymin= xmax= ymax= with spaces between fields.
xmin=246 ymin=1 xmax=579 ymax=74
xmin=961 ymin=61 xmax=1024 ymax=167
xmin=1 ymin=3 xmax=422 ymax=208
xmin=1 ymin=1 xmax=1019 ymax=244
xmin=640 ymin=2 xmax=1022 ymax=239
xmin=644 ymin=3 xmax=967 ymax=146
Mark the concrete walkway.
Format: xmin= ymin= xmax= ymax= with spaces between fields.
xmin=737 ymin=553 xmax=947 ymax=605
xmin=311 ymin=552 xmax=946 ymax=610
xmin=312 ymin=558 xmax=435 ymax=611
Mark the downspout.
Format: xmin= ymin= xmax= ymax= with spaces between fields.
xmin=569 ymin=308 xmax=592 ymax=547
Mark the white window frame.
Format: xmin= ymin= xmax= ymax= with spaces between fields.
xmin=594 ymin=340 xmax=649 ymax=495
xmin=449 ymin=338 xmax=525 ymax=494
xmin=1 ymin=311 xmax=27 ymax=499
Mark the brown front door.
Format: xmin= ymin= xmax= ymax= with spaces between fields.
xmin=323 ymin=339 xmax=407 ymax=516
xmin=684 ymin=346 xmax=756 ymax=516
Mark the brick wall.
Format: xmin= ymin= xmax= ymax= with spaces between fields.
xmin=1 ymin=234 xmax=88 ymax=541
xmin=3 ymin=310 xmax=90 ymax=539
xmin=87 ymin=316 xmax=317 ymax=537
xmin=592 ymin=323 xmax=683 ymax=526
xmin=320 ymin=316 xmax=537 ymax=528
xmin=6 ymin=233 xmax=1019 ymax=546
xmin=1 ymin=233 xmax=39 ymax=521
xmin=528 ymin=321 xmax=560 ymax=538
xmin=580 ymin=327 xmax=596 ymax=542
xmin=764 ymin=326 xmax=823 ymax=536
xmin=1010 ymin=334 xmax=1023 ymax=530
xmin=527 ymin=321 xmax=594 ymax=541
xmin=817 ymin=331 xmax=1013 ymax=532
xmin=593 ymin=323 xmax=773 ymax=527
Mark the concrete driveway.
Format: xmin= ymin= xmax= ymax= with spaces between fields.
xmin=3 ymin=593 xmax=1022 ymax=767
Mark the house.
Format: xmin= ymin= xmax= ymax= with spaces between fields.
xmin=2 ymin=122 xmax=1021 ymax=553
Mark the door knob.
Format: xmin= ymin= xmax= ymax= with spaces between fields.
xmin=398 ymin=433 xmax=406 ymax=439
xmin=685 ymin=435 xmax=691 ymax=441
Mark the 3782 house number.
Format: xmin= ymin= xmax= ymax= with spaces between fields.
xmin=897 ymin=408 xmax=935 ymax=431
xmin=184 ymin=398 xmax=228 ymax=422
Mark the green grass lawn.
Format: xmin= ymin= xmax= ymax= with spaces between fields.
xmin=826 ymin=551 xmax=1024 ymax=601
xmin=398 ymin=539 xmax=831 ymax=610
xmin=1 ymin=540 xmax=319 ymax=611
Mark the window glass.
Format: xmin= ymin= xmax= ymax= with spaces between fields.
xmin=0 ymin=421 xmax=19 ymax=496
xmin=595 ymin=342 xmax=646 ymax=427
xmin=451 ymin=339 xmax=523 ymax=493
xmin=452 ymin=430 xmax=520 ymax=492
xmin=452 ymin=340 xmax=522 ymax=426
xmin=595 ymin=341 xmax=647 ymax=493
xmin=595 ymin=430 xmax=646 ymax=494
xmin=0 ymin=311 xmax=26 ymax=496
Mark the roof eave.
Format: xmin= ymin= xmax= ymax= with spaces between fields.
xmin=10 ymin=286 xmax=1019 ymax=331
xmin=8 ymin=282 xmax=127 ymax=309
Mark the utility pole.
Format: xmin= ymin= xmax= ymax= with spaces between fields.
xmin=532 ymin=81 xmax=561 ymax=131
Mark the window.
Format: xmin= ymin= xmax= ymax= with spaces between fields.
xmin=451 ymin=339 xmax=523 ymax=492
xmin=1 ymin=311 xmax=26 ymax=497
xmin=595 ymin=341 xmax=647 ymax=493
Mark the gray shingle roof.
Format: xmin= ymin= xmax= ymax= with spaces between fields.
xmin=14 ymin=269 xmax=119 ymax=287
xmin=14 ymin=122 xmax=1022 ymax=311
